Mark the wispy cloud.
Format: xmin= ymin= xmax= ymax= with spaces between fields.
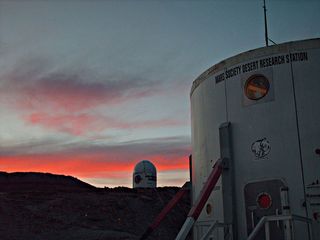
xmin=1 ymin=57 xmax=159 ymax=112
xmin=0 ymin=57 xmax=186 ymax=136
xmin=24 ymin=112 xmax=185 ymax=136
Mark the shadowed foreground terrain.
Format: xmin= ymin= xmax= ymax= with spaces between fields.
xmin=0 ymin=172 xmax=191 ymax=240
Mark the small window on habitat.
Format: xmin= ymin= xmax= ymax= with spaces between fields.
xmin=244 ymin=74 xmax=270 ymax=100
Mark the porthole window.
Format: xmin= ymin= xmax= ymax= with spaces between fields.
xmin=256 ymin=192 xmax=272 ymax=209
xmin=134 ymin=175 xmax=142 ymax=184
xmin=245 ymin=74 xmax=270 ymax=100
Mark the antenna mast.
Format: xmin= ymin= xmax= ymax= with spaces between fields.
xmin=263 ymin=0 xmax=269 ymax=47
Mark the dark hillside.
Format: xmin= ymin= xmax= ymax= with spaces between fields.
xmin=0 ymin=172 xmax=191 ymax=240
xmin=0 ymin=172 xmax=96 ymax=192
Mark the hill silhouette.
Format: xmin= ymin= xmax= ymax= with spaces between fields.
xmin=0 ymin=172 xmax=190 ymax=240
xmin=0 ymin=171 xmax=96 ymax=192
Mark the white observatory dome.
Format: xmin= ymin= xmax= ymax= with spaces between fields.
xmin=133 ymin=160 xmax=157 ymax=188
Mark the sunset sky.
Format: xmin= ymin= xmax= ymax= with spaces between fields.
xmin=0 ymin=0 xmax=319 ymax=187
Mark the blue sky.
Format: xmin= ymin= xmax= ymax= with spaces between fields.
xmin=0 ymin=0 xmax=319 ymax=187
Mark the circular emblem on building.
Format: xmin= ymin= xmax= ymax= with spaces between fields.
xmin=251 ymin=138 xmax=271 ymax=159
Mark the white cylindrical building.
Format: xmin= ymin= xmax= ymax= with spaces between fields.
xmin=133 ymin=160 xmax=157 ymax=188
xmin=190 ymin=38 xmax=320 ymax=239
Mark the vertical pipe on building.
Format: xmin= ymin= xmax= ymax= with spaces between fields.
xmin=263 ymin=0 xmax=269 ymax=47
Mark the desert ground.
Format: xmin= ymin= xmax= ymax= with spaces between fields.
xmin=0 ymin=172 xmax=191 ymax=240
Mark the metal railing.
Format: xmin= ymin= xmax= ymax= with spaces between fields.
xmin=200 ymin=221 xmax=232 ymax=240
xmin=247 ymin=214 xmax=312 ymax=240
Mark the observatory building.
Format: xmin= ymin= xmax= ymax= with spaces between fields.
xmin=190 ymin=38 xmax=320 ymax=240
xmin=133 ymin=160 xmax=157 ymax=188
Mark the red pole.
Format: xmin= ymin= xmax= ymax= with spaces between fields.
xmin=140 ymin=182 xmax=190 ymax=240
xmin=188 ymin=159 xmax=223 ymax=220
xmin=175 ymin=159 xmax=223 ymax=240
